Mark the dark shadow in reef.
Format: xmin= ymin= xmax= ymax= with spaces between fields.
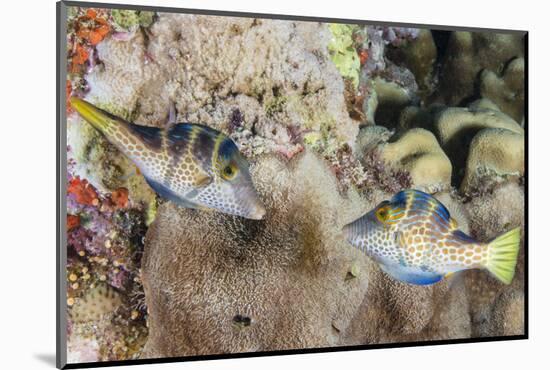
xmin=431 ymin=30 xmax=451 ymax=61
xmin=441 ymin=125 xmax=490 ymax=187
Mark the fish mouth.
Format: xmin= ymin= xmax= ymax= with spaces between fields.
xmin=247 ymin=204 xmax=266 ymax=220
xmin=342 ymin=216 xmax=367 ymax=245
xmin=342 ymin=223 xmax=354 ymax=243
xmin=234 ymin=181 xmax=266 ymax=220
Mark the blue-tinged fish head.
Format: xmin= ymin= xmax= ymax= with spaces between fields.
xmin=343 ymin=199 xmax=405 ymax=252
xmin=209 ymin=138 xmax=266 ymax=220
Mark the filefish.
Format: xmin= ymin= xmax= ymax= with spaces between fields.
xmin=343 ymin=189 xmax=520 ymax=285
xmin=70 ymin=97 xmax=266 ymax=220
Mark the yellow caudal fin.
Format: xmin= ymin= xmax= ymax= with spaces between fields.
xmin=70 ymin=97 xmax=119 ymax=135
xmin=486 ymin=227 xmax=521 ymax=284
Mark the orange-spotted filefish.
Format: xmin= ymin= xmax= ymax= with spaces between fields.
xmin=70 ymin=97 xmax=266 ymax=220
xmin=343 ymin=189 xmax=520 ymax=285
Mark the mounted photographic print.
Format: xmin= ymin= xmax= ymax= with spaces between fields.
xmin=56 ymin=1 xmax=527 ymax=368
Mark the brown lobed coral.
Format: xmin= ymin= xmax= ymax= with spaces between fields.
xmin=480 ymin=57 xmax=525 ymax=125
xmin=431 ymin=31 xmax=524 ymax=107
xmin=433 ymin=103 xmax=524 ymax=192
xmin=141 ymin=151 xmax=372 ymax=356
xmin=380 ymin=128 xmax=452 ymax=192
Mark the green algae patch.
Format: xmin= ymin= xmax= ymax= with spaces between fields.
xmin=328 ymin=24 xmax=361 ymax=89
xmin=111 ymin=10 xmax=155 ymax=31
xmin=264 ymin=95 xmax=288 ymax=117
xmin=144 ymin=196 xmax=158 ymax=227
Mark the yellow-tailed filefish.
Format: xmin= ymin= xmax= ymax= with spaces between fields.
xmin=343 ymin=189 xmax=520 ymax=285
xmin=70 ymin=97 xmax=266 ymax=220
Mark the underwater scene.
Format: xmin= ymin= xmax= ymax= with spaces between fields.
xmin=64 ymin=5 xmax=526 ymax=363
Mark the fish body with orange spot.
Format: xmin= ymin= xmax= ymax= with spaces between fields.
xmin=343 ymin=189 xmax=520 ymax=285
xmin=70 ymin=97 xmax=266 ymax=220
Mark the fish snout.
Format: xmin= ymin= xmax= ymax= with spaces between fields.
xmin=237 ymin=185 xmax=266 ymax=220
xmin=236 ymin=176 xmax=266 ymax=219
xmin=342 ymin=223 xmax=354 ymax=244
xmin=248 ymin=203 xmax=266 ymax=220
xmin=342 ymin=215 xmax=369 ymax=246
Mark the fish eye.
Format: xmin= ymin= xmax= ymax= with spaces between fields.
xmin=222 ymin=164 xmax=238 ymax=180
xmin=376 ymin=206 xmax=390 ymax=223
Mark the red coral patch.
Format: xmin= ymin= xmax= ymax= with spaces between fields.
xmin=68 ymin=177 xmax=99 ymax=206
xmin=67 ymin=214 xmax=81 ymax=230
xmin=111 ymin=188 xmax=129 ymax=209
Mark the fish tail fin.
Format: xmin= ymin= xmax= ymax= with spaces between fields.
xmin=485 ymin=227 xmax=521 ymax=284
xmin=70 ymin=97 xmax=121 ymax=136
xmin=70 ymin=97 xmax=163 ymax=159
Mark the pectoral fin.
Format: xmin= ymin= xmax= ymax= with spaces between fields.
xmin=195 ymin=172 xmax=213 ymax=188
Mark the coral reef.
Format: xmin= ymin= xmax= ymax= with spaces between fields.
xmin=356 ymin=26 xmax=421 ymax=128
xmin=396 ymin=104 xmax=442 ymax=132
xmin=371 ymin=77 xmax=417 ymax=128
xmin=461 ymin=127 xmax=524 ymax=194
xmin=479 ymin=57 xmax=525 ymax=124
xmin=353 ymin=125 xmax=413 ymax=195
xmin=433 ymin=103 xmax=524 ymax=190
xmin=64 ymin=7 xmax=525 ymax=362
xmin=432 ymin=31 xmax=524 ymax=106
xmin=85 ymin=13 xmax=358 ymax=162
xmin=386 ymin=29 xmax=437 ymax=95
xmin=328 ymin=24 xmax=361 ymax=88
xmin=380 ymin=128 xmax=452 ymax=191
xmin=342 ymin=272 xmax=471 ymax=343
xmin=71 ymin=284 xmax=122 ymax=323
xmin=66 ymin=151 xmax=150 ymax=361
xmin=111 ymin=9 xmax=155 ymax=31
xmin=67 ymin=8 xmax=112 ymax=75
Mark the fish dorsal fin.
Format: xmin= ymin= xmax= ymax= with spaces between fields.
xmin=167 ymin=101 xmax=177 ymax=128
xmin=391 ymin=189 xmax=451 ymax=221
xmin=451 ymin=229 xmax=478 ymax=244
